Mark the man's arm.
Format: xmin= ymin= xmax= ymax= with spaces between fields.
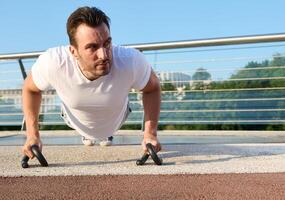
xmin=22 ymin=73 xmax=43 ymax=158
xmin=141 ymin=69 xmax=161 ymax=152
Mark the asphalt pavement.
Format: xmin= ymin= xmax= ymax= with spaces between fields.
xmin=1 ymin=130 xmax=285 ymax=177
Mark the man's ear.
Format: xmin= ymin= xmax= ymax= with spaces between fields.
xmin=69 ymin=45 xmax=78 ymax=59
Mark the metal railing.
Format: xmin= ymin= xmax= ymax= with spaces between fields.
xmin=1 ymin=33 xmax=285 ymax=59
xmin=1 ymin=33 xmax=285 ymax=128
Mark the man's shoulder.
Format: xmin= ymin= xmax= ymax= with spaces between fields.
xmin=112 ymin=45 xmax=149 ymax=69
xmin=40 ymin=45 xmax=72 ymax=66
xmin=112 ymin=45 xmax=140 ymax=59
xmin=45 ymin=45 xmax=70 ymax=58
xmin=36 ymin=45 xmax=72 ymax=72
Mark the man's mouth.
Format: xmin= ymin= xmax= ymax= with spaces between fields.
xmin=96 ymin=62 xmax=109 ymax=69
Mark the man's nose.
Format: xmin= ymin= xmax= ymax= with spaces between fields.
xmin=97 ymin=47 xmax=107 ymax=60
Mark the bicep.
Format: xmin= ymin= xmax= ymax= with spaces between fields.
xmin=23 ymin=73 xmax=42 ymax=93
xmin=141 ymin=70 xmax=160 ymax=93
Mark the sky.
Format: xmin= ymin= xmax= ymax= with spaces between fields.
xmin=1 ymin=0 xmax=285 ymax=54
xmin=0 ymin=0 xmax=285 ymax=89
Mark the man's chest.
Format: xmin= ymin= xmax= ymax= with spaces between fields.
xmin=56 ymin=78 xmax=131 ymax=111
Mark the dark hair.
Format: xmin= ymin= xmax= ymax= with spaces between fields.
xmin=67 ymin=6 xmax=110 ymax=46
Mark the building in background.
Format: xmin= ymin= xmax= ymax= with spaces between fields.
xmin=157 ymin=71 xmax=191 ymax=88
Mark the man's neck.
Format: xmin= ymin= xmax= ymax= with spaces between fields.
xmin=76 ymin=62 xmax=100 ymax=81
xmin=80 ymin=68 xmax=100 ymax=81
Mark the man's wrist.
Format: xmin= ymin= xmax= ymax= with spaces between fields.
xmin=143 ymin=131 xmax=157 ymax=138
xmin=144 ymin=125 xmax=157 ymax=135
xmin=26 ymin=129 xmax=40 ymax=139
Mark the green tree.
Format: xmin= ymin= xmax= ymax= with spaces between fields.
xmin=192 ymin=67 xmax=211 ymax=80
xmin=191 ymin=68 xmax=212 ymax=90
xmin=161 ymin=81 xmax=176 ymax=91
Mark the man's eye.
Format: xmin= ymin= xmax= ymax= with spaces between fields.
xmin=87 ymin=45 xmax=98 ymax=50
xmin=104 ymin=42 xmax=111 ymax=48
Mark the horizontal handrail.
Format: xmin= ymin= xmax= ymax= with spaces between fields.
xmin=1 ymin=97 xmax=285 ymax=109
xmin=1 ymin=86 xmax=285 ymax=98
xmin=2 ymin=119 xmax=285 ymax=126
xmin=1 ymin=33 xmax=285 ymax=60
xmin=126 ymin=33 xmax=285 ymax=50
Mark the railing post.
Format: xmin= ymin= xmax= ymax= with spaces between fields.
xmin=18 ymin=59 xmax=27 ymax=79
xmin=18 ymin=59 xmax=27 ymax=131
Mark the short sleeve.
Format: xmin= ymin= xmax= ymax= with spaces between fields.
xmin=31 ymin=51 xmax=54 ymax=91
xmin=131 ymin=50 xmax=152 ymax=90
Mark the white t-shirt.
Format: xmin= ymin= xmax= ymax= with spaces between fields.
xmin=31 ymin=45 xmax=151 ymax=139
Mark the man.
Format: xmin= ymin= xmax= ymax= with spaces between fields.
xmin=22 ymin=6 xmax=161 ymax=159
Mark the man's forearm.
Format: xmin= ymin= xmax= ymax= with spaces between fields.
xmin=22 ymin=89 xmax=42 ymax=137
xmin=142 ymin=87 xmax=161 ymax=136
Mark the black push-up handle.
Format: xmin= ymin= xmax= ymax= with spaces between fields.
xmin=136 ymin=153 xmax=149 ymax=165
xmin=136 ymin=143 xmax=163 ymax=166
xmin=21 ymin=144 xmax=48 ymax=168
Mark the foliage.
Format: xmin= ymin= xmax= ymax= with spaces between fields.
xmin=161 ymin=81 xmax=176 ymax=91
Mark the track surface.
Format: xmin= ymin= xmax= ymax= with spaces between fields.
xmin=1 ymin=131 xmax=285 ymax=199
xmin=1 ymin=173 xmax=285 ymax=200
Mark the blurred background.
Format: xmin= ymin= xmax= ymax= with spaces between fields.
xmin=1 ymin=0 xmax=285 ymax=131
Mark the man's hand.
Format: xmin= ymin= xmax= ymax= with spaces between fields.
xmin=22 ymin=73 xmax=43 ymax=159
xmin=140 ymin=69 xmax=161 ymax=153
xmin=142 ymin=132 xmax=161 ymax=153
xmin=22 ymin=135 xmax=42 ymax=159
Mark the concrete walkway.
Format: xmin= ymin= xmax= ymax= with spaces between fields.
xmin=1 ymin=130 xmax=285 ymax=177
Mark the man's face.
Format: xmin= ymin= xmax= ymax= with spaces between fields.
xmin=70 ymin=23 xmax=112 ymax=80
